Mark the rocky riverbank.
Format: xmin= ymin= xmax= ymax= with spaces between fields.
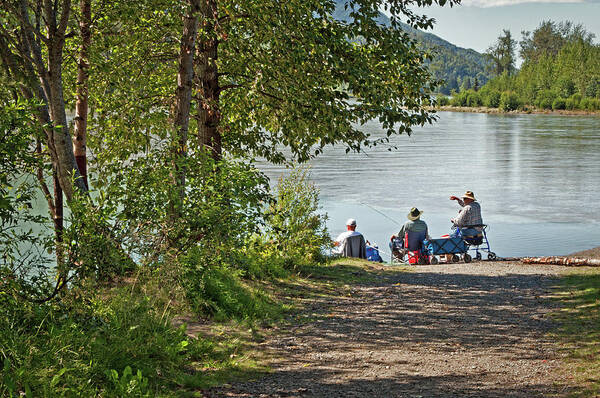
xmin=435 ymin=105 xmax=600 ymax=116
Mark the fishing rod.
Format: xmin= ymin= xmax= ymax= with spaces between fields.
xmin=359 ymin=202 xmax=403 ymax=227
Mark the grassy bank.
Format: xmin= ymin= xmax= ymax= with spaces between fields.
xmin=553 ymin=268 xmax=600 ymax=397
xmin=0 ymin=257 xmax=398 ymax=396
xmin=177 ymin=259 xmax=398 ymax=393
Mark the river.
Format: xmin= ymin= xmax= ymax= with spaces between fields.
xmin=258 ymin=111 xmax=600 ymax=260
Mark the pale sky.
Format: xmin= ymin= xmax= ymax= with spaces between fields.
xmin=412 ymin=0 xmax=600 ymax=56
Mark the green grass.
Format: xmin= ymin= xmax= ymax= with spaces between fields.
xmin=553 ymin=268 xmax=600 ymax=397
xmin=0 ymin=259 xmax=405 ymax=396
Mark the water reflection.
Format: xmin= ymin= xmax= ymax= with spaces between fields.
xmin=258 ymin=111 xmax=600 ymax=260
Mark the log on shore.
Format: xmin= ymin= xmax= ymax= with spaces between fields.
xmin=521 ymin=257 xmax=600 ymax=267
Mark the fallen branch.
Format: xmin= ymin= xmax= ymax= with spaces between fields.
xmin=521 ymin=257 xmax=600 ymax=267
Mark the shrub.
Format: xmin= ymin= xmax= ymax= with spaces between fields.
xmin=552 ymin=98 xmax=567 ymax=110
xmin=584 ymin=78 xmax=600 ymax=98
xmin=499 ymin=91 xmax=520 ymax=111
xmin=449 ymin=90 xmax=468 ymax=107
xmin=580 ymin=97 xmax=592 ymax=110
xmin=0 ymin=288 xmax=200 ymax=396
xmin=584 ymin=98 xmax=600 ymax=111
xmin=536 ymin=89 xmax=557 ymax=110
xmin=465 ymin=91 xmax=482 ymax=107
xmin=180 ymin=247 xmax=280 ymax=320
xmin=265 ymin=167 xmax=330 ymax=269
xmin=556 ymin=78 xmax=576 ymax=98
xmin=565 ymin=93 xmax=582 ymax=110
xmin=436 ymin=96 xmax=450 ymax=106
xmin=483 ymin=90 xmax=501 ymax=108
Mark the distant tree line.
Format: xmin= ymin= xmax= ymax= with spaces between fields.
xmin=440 ymin=21 xmax=600 ymax=112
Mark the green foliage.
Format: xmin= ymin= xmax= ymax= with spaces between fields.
xmin=580 ymin=97 xmax=600 ymax=111
xmin=436 ymin=96 xmax=450 ymax=106
xmin=556 ymin=77 xmax=576 ymax=98
xmin=565 ymin=93 xmax=582 ymax=110
xmin=520 ymin=20 xmax=595 ymax=65
xmin=106 ymin=366 xmax=150 ymax=397
xmin=553 ymin=269 xmax=600 ymax=397
xmin=536 ymin=89 xmax=557 ymax=110
xmin=0 ymin=100 xmax=54 ymax=298
xmin=585 ymin=78 xmax=600 ymax=98
xmin=499 ymin=91 xmax=521 ymax=111
xmin=264 ymin=168 xmax=330 ymax=269
xmin=180 ymin=248 xmax=280 ymax=320
xmin=334 ymin=5 xmax=493 ymax=96
xmin=102 ymin=150 xmax=269 ymax=261
xmin=466 ymin=91 xmax=482 ymax=107
xmin=449 ymin=90 xmax=466 ymax=107
xmin=476 ymin=21 xmax=600 ymax=112
xmin=0 ymin=287 xmax=200 ymax=396
xmin=552 ymin=98 xmax=566 ymax=110
xmin=482 ymin=89 xmax=501 ymax=108
xmin=485 ymin=29 xmax=517 ymax=76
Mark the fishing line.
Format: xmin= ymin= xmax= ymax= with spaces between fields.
xmin=359 ymin=202 xmax=403 ymax=227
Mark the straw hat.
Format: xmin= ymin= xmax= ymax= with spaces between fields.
xmin=407 ymin=207 xmax=423 ymax=221
xmin=346 ymin=218 xmax=357 ymax=226
xmin=462 ymin=191 xmax=476 ymax=201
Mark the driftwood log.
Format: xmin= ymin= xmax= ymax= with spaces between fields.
xmin=521 ymin=257 xmax=600 ymax=267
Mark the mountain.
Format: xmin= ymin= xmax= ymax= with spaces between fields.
xmin=332 ymin=2 xmax=491 ymax=94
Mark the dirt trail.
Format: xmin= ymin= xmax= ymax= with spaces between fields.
xmin=205 ymin=262 xmax=572 ymax=397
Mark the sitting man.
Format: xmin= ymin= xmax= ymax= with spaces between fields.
xmin=450 ymin=190 xmax=483 ymax=237
xmin=333 ymin=218 xmax=367 ymax=259
xmin=390 ymin=207 xmax=431 ymax=257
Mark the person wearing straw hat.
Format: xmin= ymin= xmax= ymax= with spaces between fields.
xmin=450 ymin=190 xmax=483 ymax=236
xmin=391 ymin=207 xmax=430 ymax=246
xmin=333 ymin=218 xmax=367 ymax=259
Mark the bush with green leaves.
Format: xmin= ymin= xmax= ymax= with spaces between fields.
xmin=449 ymin=90 xmax=468 ymax=107
xmin=556 ymin=78 xmax=576 ymax=98
xmin=580 ymin=97 xmax=600 ymax=111
xmin=499 ymin=91 xmax=521 ymax=111
xmin=466 ymin=91 xmax=482 ymax=107
xmin=483 ymin=90 xmax=501 ymax=108
xmin=552 ymin=98 xmax=567 ymax=110
xmin=179 ymin=246 xmax=281 ymax=320
xmin=0 ymin=286 xmax=200 ymax=396
xmin=436 ymin=96 xmax=450 ymax=106
xmin=264 ymin=167 xmax=330 ymax=269
xmin=536 ymin=89 xmax=557 ymax=110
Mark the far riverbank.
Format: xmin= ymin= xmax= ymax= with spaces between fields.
xmin=435 ymin=105 xmax=600 ymax=117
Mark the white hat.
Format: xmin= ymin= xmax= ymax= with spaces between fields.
xmin=346 ymin=218 xmax=357 ymax=226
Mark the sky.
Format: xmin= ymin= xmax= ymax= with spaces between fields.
xmin=412 ymin=0 xmax=600 ymax=56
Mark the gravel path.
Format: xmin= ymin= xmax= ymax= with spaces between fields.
xmin=204 ymin=262 xmax=572 ymax=397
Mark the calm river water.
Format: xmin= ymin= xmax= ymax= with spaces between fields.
xmin=258 ymin=111 xmax=600 ymax=260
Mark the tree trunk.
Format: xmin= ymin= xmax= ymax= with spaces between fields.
xmin=73 ymin=0 xmax=91 ymax=189
xmin=45 ymin=0 xmax=87 ymax=201
xmin=172 ymin=0 xmax=201 ymax=200
xmin=53 ymin=167 xmax=64 ymax=264
xmin=196 ymin=0 xmax=221 ymax=160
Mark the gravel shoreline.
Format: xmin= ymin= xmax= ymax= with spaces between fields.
xmin=568 ymin=246 xmax=600 ymax=259
xmin=204 ymin=262 xmax=573 ymax=397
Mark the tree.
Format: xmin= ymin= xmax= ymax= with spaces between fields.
xmin=0 ymin=1 xmax=88 ymax=201
xmin=0 ymin=0 xmax=461 ymax=279
xmin=486 ymin=29 xmax=516 ymax=76
xmin=520 ymin=20 xmax=595 ymax=65
xmin=73 ymin=0 xmax=91 ymax=190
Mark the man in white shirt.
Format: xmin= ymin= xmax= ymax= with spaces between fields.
xmin=333 ymin=218 xmax=367 ymax=259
